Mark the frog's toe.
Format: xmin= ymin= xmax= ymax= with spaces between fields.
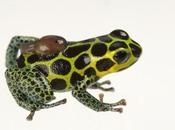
xmin=111 ymin=99 xmax=127 ymax=106
xmin=103 ymin=87 xmax=115 ymax=92
xmin=89 ymin=80 xmax=115 ymax=92
xmin=110 ymin=107 xmax=123 ymax=113
xmin=26 ymin=111 xmax=35 ymax=121
xmin=101 ymin=80 xmax=111 ymax=85
xmin=99 ymin=93 xmax=104 ymax=102
xmin=107 ymin=99 xmax=126 ymax=113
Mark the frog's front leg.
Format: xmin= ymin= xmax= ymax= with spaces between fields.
xmin=89 ymin=80 xmax=115 ymax=92
xmin=5 ymin=66 xmax=66 ymax=120
xmin=72 ymin=76 xmax=126 ymax=112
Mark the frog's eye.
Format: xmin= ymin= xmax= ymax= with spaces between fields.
xmin=110 ymin=30 xmax=129 ymax=40
xmin=35 ymin=35 xmax=68 ymax=54
xmin=113 ymin=51 xmax=130 ymax=64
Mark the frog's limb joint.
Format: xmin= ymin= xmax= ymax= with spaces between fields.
xmin=89 ymin=80 xmax=115 ymax=92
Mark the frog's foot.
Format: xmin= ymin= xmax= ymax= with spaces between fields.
xmin=26 ymin=111 xmax=35 ymax=121
xmin=72 ymin=76 xmax=126 ymax=113
xmin=108 ymin=99 xmax=127 ymax=113
xmin=89 ymin=80 xmax=115 ymax=92
xmin=98 ymin=93 xmax=126 ymax=113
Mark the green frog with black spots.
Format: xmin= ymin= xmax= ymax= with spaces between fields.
xmin=5 ymin=29 xmax=142 ymax=120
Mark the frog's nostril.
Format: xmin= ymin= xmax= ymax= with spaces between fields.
xmin=129 ymin=43 xmax=142 ymax=58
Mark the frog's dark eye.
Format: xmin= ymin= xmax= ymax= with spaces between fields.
xmin=113 ymin=51 xmax=130 ymax=64
xmin=110 ymin=30 xmax=129 ymax=40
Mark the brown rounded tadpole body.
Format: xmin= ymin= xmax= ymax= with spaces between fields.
xmin=35 ymin=35 xmax=67 ymax=54
xmin=20 ymin=35 xmax=67 ymax=55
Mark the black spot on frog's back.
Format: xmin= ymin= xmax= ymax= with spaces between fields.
xmin=63 ymin=44 xmax=90 ymax=58
xmin=75 ymin=54 xmax=91 ymax=69
xmin=35 ymin=64 xmax=49 ymax=77
xmin=39 ymin=53 xmax=58 ymax=61
xmin=96 ymin=58 xmax=115 ymax=71
xmin=109 ymin=41 xmax=128 ymax=51
xmin=27 ymin=53 xmax=58 ymax=64
xmin=91 ymin=43 xmax=107 ymax=57
xmin=51 ymin=59 xmax=71 ymax=75
xmin=98 ymin=35 xmax=112 ymax=43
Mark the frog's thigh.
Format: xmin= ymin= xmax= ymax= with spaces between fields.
xmin=6 ymin=66 xmax=54 ymax=110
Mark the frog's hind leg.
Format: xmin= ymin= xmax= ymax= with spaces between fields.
xmin=72 ymin=76 xmax=126 ymax=112
xmin=89 ymin=80 xmax=115 ymax=92
xmin=6 ymin=36 xmax=39 ymax=68
xmin=5 ymin=66 xmax=67 ymax=121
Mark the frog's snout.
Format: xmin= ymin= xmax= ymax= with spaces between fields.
xmin=129 ymin=40 xmax=142 ymax=59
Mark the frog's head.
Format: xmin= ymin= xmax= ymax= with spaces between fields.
xmin=106 ymin=29 xmax=142 ymax=72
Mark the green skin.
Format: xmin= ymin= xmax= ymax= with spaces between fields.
xmin=5 ymin=30 xmax=142 ymax=120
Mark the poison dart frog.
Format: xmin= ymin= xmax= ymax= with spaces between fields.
xmin=5 ymin=30 xmax=142 ymax=120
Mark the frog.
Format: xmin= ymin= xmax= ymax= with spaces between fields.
xmin=5 ymin=29 xmax=142 ymax=121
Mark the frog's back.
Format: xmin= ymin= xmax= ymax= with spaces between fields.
xmin=17 ymin=30 xmax=142 ymax=92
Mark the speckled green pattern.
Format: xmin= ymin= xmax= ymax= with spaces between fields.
xmin=6 ymin=36 xmax=38 ymax=68
xmin=72 ymin=75 xmax=126 ymax=112
xmin=5 ymin=66 xmax=55 ymax=110
xmin=72 ymin=76 xmax=110 ymax=111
